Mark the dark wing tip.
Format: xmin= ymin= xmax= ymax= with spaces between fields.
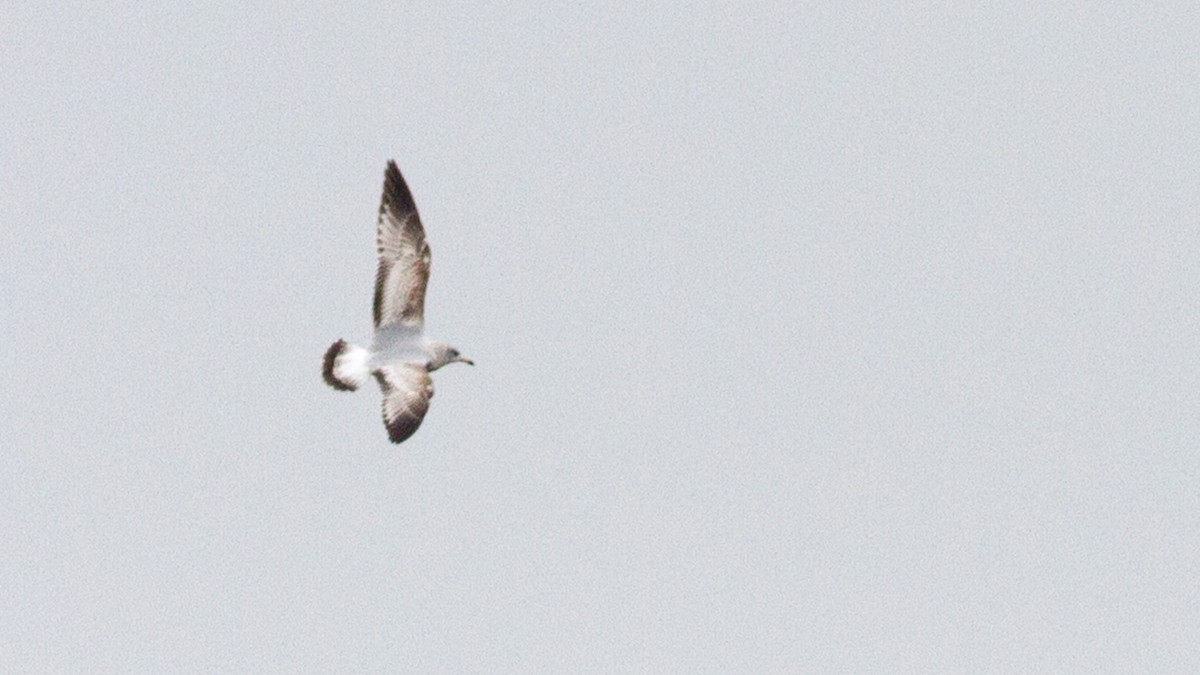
xmin=385 ymin=417 xmax=422 ymax=444
xmin=382 ymin=160 xmax=418 ymax=216
xmin=380 ymin=395 xmax=425 ymax=444
xmin=374 ymin=368 xmax=430 ymax=444
xmin=322 ymin=339 xmax=357 ymax=391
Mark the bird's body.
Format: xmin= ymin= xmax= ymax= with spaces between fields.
xmin=322 ymin=161 xmax=472 ymax=444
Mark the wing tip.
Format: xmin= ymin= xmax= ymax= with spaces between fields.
xmin=381 ymin=160 xmax=417 ymax=215
xmin=385 ymin=420 xmax=420 ymax=444
xmin=374 ymin=366 xmax=431 ymax=444
xmin=380 ymin=395 xmax=422 ymax=444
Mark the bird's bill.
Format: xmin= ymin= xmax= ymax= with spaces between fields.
xmin=459 ymin=357 xmax=475 ymax=366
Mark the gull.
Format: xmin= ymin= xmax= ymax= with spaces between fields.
xmin=322 ymin=161 xmax=473 ymax=443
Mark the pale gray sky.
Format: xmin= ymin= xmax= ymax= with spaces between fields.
xmin=3 ymin=2 xmax=1199 ymax=672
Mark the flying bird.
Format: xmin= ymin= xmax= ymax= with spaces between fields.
xmin=322 ymin=161 xmax=473 ymax=443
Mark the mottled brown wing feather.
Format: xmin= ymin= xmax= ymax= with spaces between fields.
xmin=372 ymin=161 xmax=431 ymax=329
xmin=374 ymin=364 xmax=434 ymax=444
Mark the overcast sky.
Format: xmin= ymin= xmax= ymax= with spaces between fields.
xmin=3 ymin=2 xmax=1199 ymax=672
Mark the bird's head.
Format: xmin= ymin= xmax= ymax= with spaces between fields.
xmin=426 ymin=342 xmax=474 ymax=371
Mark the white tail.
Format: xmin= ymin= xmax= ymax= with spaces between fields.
xmin=322 ymin=340 xmax=370 ymax=391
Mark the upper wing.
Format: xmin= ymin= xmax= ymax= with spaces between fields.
xmin=374 ymin=363 xmax=435 ymax=444
xmin=372 ymin=161 xmax=431 ymax=330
